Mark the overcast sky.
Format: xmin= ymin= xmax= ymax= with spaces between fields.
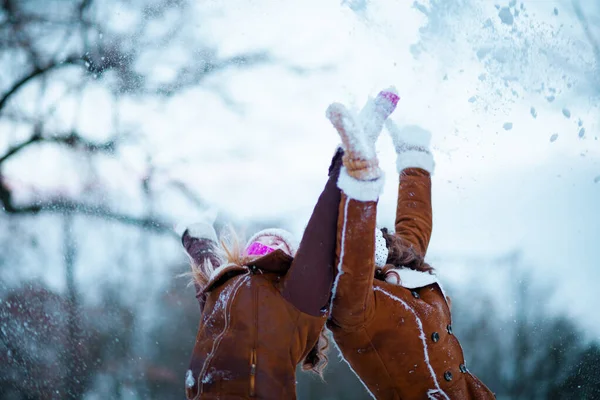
xmin=7 ymin=0 xmax=600 ymax=333
xmin=137 ymin=0 xmax=600 ymax=331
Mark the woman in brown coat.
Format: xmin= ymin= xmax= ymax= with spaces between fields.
xmin=325 ymin=101 xmax=495 ymax=399
xmin=178 ymin=89 xmax=399 ymax=399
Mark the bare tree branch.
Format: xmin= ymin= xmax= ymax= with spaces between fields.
xmin=0 ymin=132 xmax=42 ymax=165
xmin=47 ymin=132 xmax=117 ymax=153
xmin=0 ymin=186 xmax=174 ymax=236
xmin=78 ymin=0 xmax=93 ymax=18
xmin=0 ymin=55 xmax=83 ymax=116
xmin=169 ymin=180 xmax=207 ymax=210
xmin=0 ymin=131 xmax=171 ymax=235
xmin=0 ymin=130 xmax=116 ymax=166
xmin=153 ymin=52 xmax=272 ymax=96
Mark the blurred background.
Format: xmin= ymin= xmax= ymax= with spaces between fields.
xmin=0 ymin=0 xmax=599 ymax=398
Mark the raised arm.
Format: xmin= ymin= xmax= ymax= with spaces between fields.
xmin=325 ymin=89 xmax=398 ymax=329
xmin=178 ymin=221 xmax=222 ymax=311
xmin=279 ymin=147 xmax=343 ymax=316
xmin=281 ymin=88 xmax=398 ymax=317
xmin=386 ymin=123 xmax=434 ymax=257
xmin=330 ymin=171 xmax=383 ymax=329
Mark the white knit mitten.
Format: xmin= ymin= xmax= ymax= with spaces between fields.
xmin=326 ymin=88 xmax=399 ymax=181
xmin=386 ymin=121 xmax=435 ymax=174
xmin=175 ymin=209 xmax=219 ymax=243
xmin=359 ymin=86 xmax=399 ymax=144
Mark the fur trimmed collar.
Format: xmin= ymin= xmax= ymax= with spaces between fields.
xmin=380 ymin=268 xmax=450 ymax=307
xmin=381 ymin=267 xmax=439 ymax=288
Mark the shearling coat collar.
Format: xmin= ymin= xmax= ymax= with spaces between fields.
xmin=202 ymin=249 xmax=293 ymax=294
xmin=381 ymin=267 xmax=438 ymax=288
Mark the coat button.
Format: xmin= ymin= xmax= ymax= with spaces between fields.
xmin=431 ymin=332 xmax=440 ymax=342
xmin=411 ymin=290 xmax=420 ymax=299
xmin=459 ymin=363 xmax=467 ymax=373
xmin=444 ymin=371 xmax=453 ymax=381
xmin=447 ymin=324 xmax=453 ymax=335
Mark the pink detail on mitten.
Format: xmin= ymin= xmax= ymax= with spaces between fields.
xmin=245 ymin=242 xmax=276 ymax=256
xmin=374 ymin=89 xmax=400 ymax=119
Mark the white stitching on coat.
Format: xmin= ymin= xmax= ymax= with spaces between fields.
xmin=374 ymin=286 xmax=450 ymax=400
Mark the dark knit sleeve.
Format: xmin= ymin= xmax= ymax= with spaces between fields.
xmin=182 ymin=233 xmax=221 ymax=311
xmin=280 ymin=148 xmax=343 ymax=316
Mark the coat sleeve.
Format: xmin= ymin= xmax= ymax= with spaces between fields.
xmin=328 ymin=168 xmax=384 ymax=330
xmin=394 ymin=167 xmax=433 ymax=258
xmin=280 ymin=148 xmax=343 ymax=316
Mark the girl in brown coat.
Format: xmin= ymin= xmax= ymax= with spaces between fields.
xmin=178 ymin=90 xmax=399 ymax=399
xmin=325 ymin=100 xmax=495 ymax=399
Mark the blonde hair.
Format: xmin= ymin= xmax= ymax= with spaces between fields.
xmin=186 ymin=226 xmax=256 ymax=289
xmin=301 ymin=329 xmax=330 ymax=379
xmin=218 ymin=227 xmax=258 ymax=271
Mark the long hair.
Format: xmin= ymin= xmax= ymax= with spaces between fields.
xmin=301 ymin=329 xmax=330 ymax=378
xmin=187 ymin=226 xmax=330 ymax=377
xmin=375 ymin=227 xmax=435 ymax=283
xmin=218 ymin=227 xmax=259 ymax=270
xmin=188 ymin=243 xmax=222 ymax=289
xmin=187 ymin=226 xmax=256 ymax=289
